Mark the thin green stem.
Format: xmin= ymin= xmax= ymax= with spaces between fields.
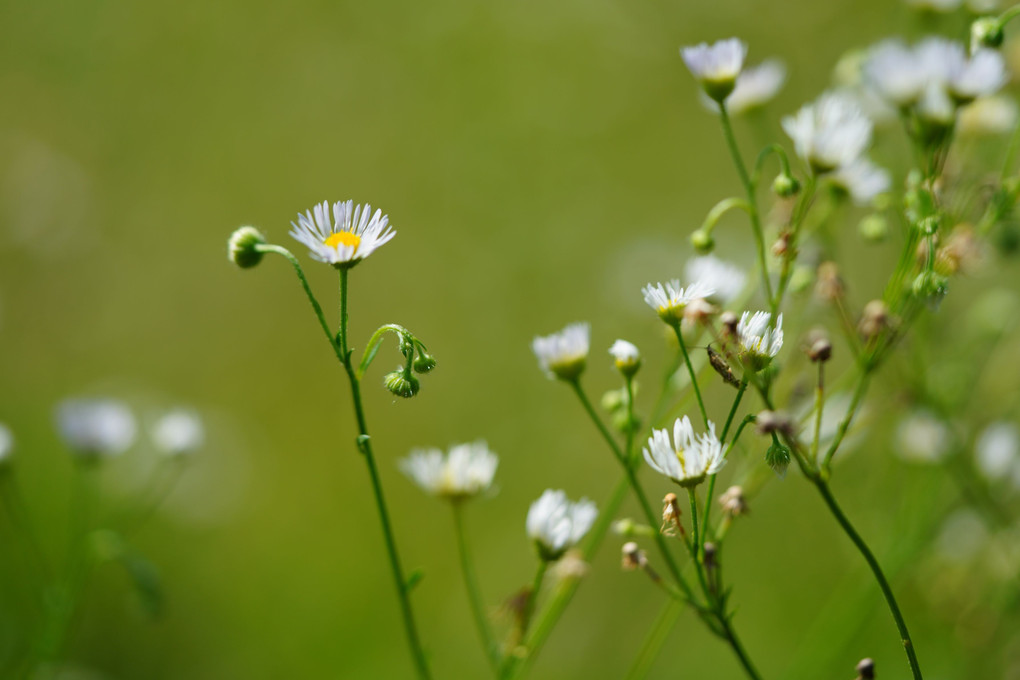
xmin=452 ymin=502 xmax=501 ymax=676
xmin=670 ymin=325 xmax=709 ymax=429
xmin=625 ymin=599 xmax=685 ymax=680
xmin=700 ymin=381 xmax=747 ymax=543
xmin=718 ymin=103 xmax=775 ymax=305
xmin=820 ymin=371 xmax=871 ymax=474
xmin=336 ymin=268 xmax=432 ymax=680
xmin=810 ymin=362 xmax=825 ymax=465
xmin=519 ymin=560 xmax=548 ymax=640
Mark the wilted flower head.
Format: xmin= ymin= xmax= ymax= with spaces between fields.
xmin=608 ymin=339 xmax=641 ymax=377
xmin=57 ymin=399 xmax=137 ymax=458
xmin=736 ymin=311 xmax=784 ymax=368
xmin=829 ymin=157 xmax=891 ymax=206
xmin=681 ymin=38 xmax=748 ymax=103
xmin=782 ymin=92 xmax=873 ymax=173
xmin=532 ymin=322 xmax=590 ymax=381
xmin=527 ymin=489 xmax=597 ymax=561
xmin=152 ymin=410 xmax=204 ymax=457
xmin=400 ymin=441 xmax=499 ymax=500
xmin=642 ymin=280 xmax=715 ymax=324
xmin=0 ymin=423 xmax=12 ymax=463
xmin=684 ymin=256 xmax=746 ymax=304
xmin=289 ymin=200 xmax=396 ymax=267
xmin=643 ymin=416 xmax=725 ymax=488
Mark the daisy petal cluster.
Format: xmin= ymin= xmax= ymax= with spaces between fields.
xmin=681 ymin=38 xmax=748 ymax=103
xmin=642 ymin=280 xmax=715 ymax=324
xmin=608 ymin=339 xmax=641 ymax=377
xmin=289 ymin=200 xmax=396 ymax=267
xmin=782 ymin=91 xmax=874 ymax=174
xmin=526 ymin=489 xmax=597 ymax=562
xmin=57 ymin=399 xmax=137 ymax=458
xmin=400 ymin=441 xmax=499 ymax=500
xmin=736 ymin=311 xmax=784 ymax=370
xmin=643 ymin=416 xmax=725 ymax=488
xmin=532 ymin=322 xmax=590 ymax=381
xmin=684 ymin=255 xmax=746 ymax=304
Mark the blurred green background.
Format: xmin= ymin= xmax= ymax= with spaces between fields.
xmin=2 ymin=0 xmax=1019 ymax=678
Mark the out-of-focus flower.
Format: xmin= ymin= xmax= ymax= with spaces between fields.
xmin=289 ymin=200 xmax=395 ymax=267
xmin=642 ymin=280 xmax=715 ymax=324
xmin=958 ymin=95 xmax=1019 ymax=136
xmin=527 ymin=490 xmax=597 ymax=561
xmin=608 ymin=340 xmax=641 ymax=377
xmin=783 ymin=92 xmax=874 ymax=173
xmin=532 ymin=323 xmax=590 ymax=381
xmin=702 ymin=59 xmax=787 ymax=114
xmin=643 ymin=416 xmax=725 ymax=488
xmin=975 ymin=422 xmax=1019 ymax=480
xmin=57 ymin=399 xmax=137 ymax=458
xmin=905 ymin=0 xmax=963 ymax=12
xmin=400 ymin=441 xmax=499 ymax=500
xmin=681 ymin=38 xmax=748 ymax=103
xmin=153 ymin=410 xmax=204 ymax=457
xmin=829 ymin=157 xmax=892 ymax=206
xmin=864 ymin=41 xmax=928 ymax=107
xmin=895 ymin=410 xmax=950 ymax=463
xmin=0 ymin=423 xmax=12 ymax=463
xmin=684 ymin=256 xmax=746 ymax=304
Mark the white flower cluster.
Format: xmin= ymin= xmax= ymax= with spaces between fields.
xmin=527 ymin=489 xmax=597 ymax=561
xmin=401 ymin=441 xmax=499 ymax=500
xmin=532 ymin=322 xmax=591 ymax=381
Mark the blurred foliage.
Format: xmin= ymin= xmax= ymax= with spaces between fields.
xmin=1 ymin=0 xmax=1020 ymax=678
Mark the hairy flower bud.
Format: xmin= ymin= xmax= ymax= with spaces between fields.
xmin=690 ymin=229 xmax=715 ymax=253
xmin=384 ymin=369 xmax=420 ymax=398
xmin=772 ymin=173 xmax=801 ymax=198
xmin=228 ymin=226 xmax=267 ymax=269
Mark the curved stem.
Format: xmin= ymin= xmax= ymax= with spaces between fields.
xmin=336 ymin=268 xmax=432 ymax=680
xmin=812 ymin=479 xmax=924 ymax=680
xmin=452 ymin=502 xmax=501 ymax=676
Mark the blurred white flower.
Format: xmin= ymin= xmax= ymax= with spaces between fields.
xmin=895 ymin=410 xmax=950 ymax=463
xmin=684 ymin=255 xmax=745 ymax=303
xmin=608 ymin=339 xmax=641 ymax=375
xmin=783 ymin=92 xmax=874 ymax=173
xmin=681 ymin=38 xmax=748 ymax=102
xmin=829 ymin=157 xmax=891 ymax=206
xmin=864 ymin=41 xmax=928 ymax=107
xmin=289 ymin=200 xmax=395 ymax=267
xmin=642 ymin=280 xmax=715 ymax=323
xmin=0 ymin=423 xmax=12 ymax=462
xmin=701 ymin=59 xmax=786 ymax=114
xmin=975 ymin=422 xmax=1019 ymax=480
xmin=153 ymin=410 xmax=204 ymax=457
xmin=57 ymin=399 xmax=136 ymax=458
xmin=400 ymin=441 xmax=498 ymax=500
xmin=948 ymin=48 xmax=1008 ymax=104
xmin=958 ymin=95 xmax=1019 ymax=136
xmin=532 ymin=322 xmax=590 ymax=381
xmin=916 ymin=82 xmax=957 ymax=126
xmin=643 ymin=416 xmax=725 ymax=488
xmin=737 ymin=311 xmax=784 ymax=365
xmin=905 ymin=0 xmax=963 ymax=11
xmin=527 ymin=489 xmax=597 ymax=561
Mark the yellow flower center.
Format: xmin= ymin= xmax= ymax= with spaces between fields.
xmin=324 ymin=231 xmax=361 ymax=250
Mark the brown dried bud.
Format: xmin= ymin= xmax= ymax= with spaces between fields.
xmin=621 ymin=542 xmax=646 ymax=571
xmin=719 ymin=485 xmax=749 ymax=517
xmin=771 ymin=231 xmax=792 ymax=257
xmin=661 ymin=493 xmax=684 ymax=537
xmin=807 ymin=338 xmax=832 ymax=363
xmin=815 ymin=261 xmax=844 ymax=302
xmin=858 ymin=300 xmax=891 ymax=339
xmin=755 ymin=410 xmax=794 ymax=437
xmin=856 ymin=657 xmax=875 ymax=679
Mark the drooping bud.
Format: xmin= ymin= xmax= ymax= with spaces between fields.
xmin=384 ymin=369 xmax=420 ymax=398
xmin=412 ymin=352 xmax=437 ymax=374
xmin=228 ymin=226 xmax=267 ymax=269
xmin=690 ymin=229 xmax=715 ymax=253
xmin=971 ymin=17 xmax=1004 ymax=52
xmin=765 ymin=439 xmax=791 ymax=477
xmin=772 ymin=172 xmax=801 ymax=198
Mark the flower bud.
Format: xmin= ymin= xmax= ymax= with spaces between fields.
xmin=765 ymin=440 xmax=791 ymax=477
xmin=608 ymin=339 xmax=641 ymax=378
xmin=621 ymin=542 xmax=646 ymax=571
xmin=690 ymin=229 xmax=715 ymax=253
xmin=228 ymin=226 xmax=267 ymax=269
xmin=911 ymin=271 xmax=948 ymax=304
xmin=772 ymin=173 xmax=801 ymax=198
xmin=804 ymin=329 xmax=832 ymax=363
xmin=413 ymin=352 xmax=437 ymax=374
xmin=971 ymin=17 xmax=1004 ymax=51
xmin=856 ymin=657 xmax=875 ymax=680
xmin=384 ymin=369 xmax=420 ymax=398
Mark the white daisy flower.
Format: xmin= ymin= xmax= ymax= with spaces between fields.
xmin=642 ymin=280 xmax=715 ymax=324
xmin=289 ymin=200 xmax=396 ymax=267
xmin=829 ymin=157 xmax=891 ymax=206
xmin=57 ymin=399 xmax=137 ymax=458
xmin=736 ymin=311 xmax=784 ymax=368
xmin=958 ymin=95 xmax=1019 ymax=136
xmin=975 ymin=422 xmax=1019 ymax=480
xmin=0 ymin=423 xmax=12 ymax=462
xmin=864 ymin=41 xmax=928 ymax=107
xmin=782 ymin=92 xmax=874 ymax=173
xmin=526 ymin=489 xmax=597 ymax=561
xmin=532 ymin=322 xmax=590 ymax=381
xmin=684 ymin=255 xmax=746 ymax=303
xmin=681 ymin=38 xmax=748 ymax=103
xmin=400 ymin=440 xmax=499 ymax=500
xmin=152 ymin=409 xmax=204 ymax=457
xmin=608 ymin=339 xmax=641 ymax=376
xmin=643 ymin=416 xmax=725 ymax=488
xmin=702 ymin=59 xmax=787 ymax=114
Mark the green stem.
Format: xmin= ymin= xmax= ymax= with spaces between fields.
xmin=810 ymin=362 xmax=825 ymax=465
xmin=625 ymin=599 xmax=685 ymax=680
xmin=811 ymin=479 xmax=924 ymax=680
xmin=670 ymin=325 xmax=709 ymax=429
xmin=336 ymin=268 xmax=432 ymax=680
xmin=519 ymin=560 xmax=548 ymax=641
xmin=452 ymin=502 xmax=501 ymax=676
xmin=718 ymin=103 xmax=775 ymax=305
xmin=820 ymin=371 xmax=871 ymax=474
xmin=700 ymin=381 xmax=747 ymax=543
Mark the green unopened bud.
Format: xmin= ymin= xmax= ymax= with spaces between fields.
xmin=858 ymin=214 xmax=888 ymax=242
xmin=772 ymin=173 xmax=801 ymax=198
xmin=912 ymin=271 xmax=948 ymax=303
xmin=228 ymin=226 xmax=267 ymax=268
xmin=690 ymin=230 xmax=715 ymax=253
xmin=384 ymin=369 xmax=420 ymax=398
xmin=971 ymin=17 xmax=1004 ymax=51
xmin=765 ymin=440 xmax=791 ymax=478
xmin=918 ymin=215 xmax=940 ymax=236
xmin=413 ymin=352 xmax=437 ymax=374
